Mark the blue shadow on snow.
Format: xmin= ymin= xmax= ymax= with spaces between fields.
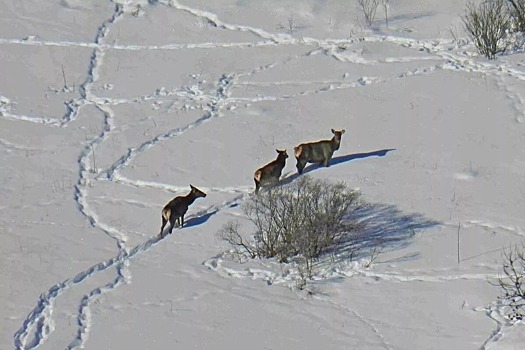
xmin=280 ymin=148 xmax=395 ymax=185
xmin=328 ymin=203 xmax=440 ymax=262
xmin=183 ymin=210 xmax=219 ymax=229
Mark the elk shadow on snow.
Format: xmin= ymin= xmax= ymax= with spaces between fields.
xmin=302 ymin=148 xmax=395 ymax=175
xmin=158 ymin=210 xmax=219 ymax=238
xmin=178 ymin=210 xmax=218 ymax=229
xmin=330 ymin=148 xmax=396 ymax=166
xmin=280 ymin=148 xmax=395 ymax=185
xmin=108 ymin=211 xmax=219 ymax=271
xmin=330 ymin=203 xmax=440 ymax=262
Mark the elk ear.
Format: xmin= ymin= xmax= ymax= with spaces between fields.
xmin=331 ymin=128 xmax=336 ymax=134
xmin=341 ymin=129 xmax=345 ymax=134
xmin=190 ymin=184 xmax=195 ymax=190
xmin=276 ymin=149 xmax=280 ymax=153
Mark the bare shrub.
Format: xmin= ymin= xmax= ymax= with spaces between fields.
xmin=217 ymin=221 xmax=257 ymax=259
xmin=507 ymin=0 xmax=525 ymax=32
xmin=381 ymin=0 xmax=390 ymax=27
xmin=217 ymin=176 xmax=362 ymax=276
xmin=462 ymin=0 xmax=512 ymax=59
xmin=277 ymin=13 xmax=297 ymax=35
xmin=357 ymin=0 xmax=380 ymax=26
xmin=364 ymin=246 xmax=383 ymax=268
xmin=493 ymin=244 xmax=525 ymax=321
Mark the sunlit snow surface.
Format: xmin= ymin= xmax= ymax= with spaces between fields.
xmin=1 ymin=0 xmax=525 ymax=349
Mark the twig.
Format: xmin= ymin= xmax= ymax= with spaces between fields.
xmin=61 ymin=64 xmax=68 ymax=89
xmin=457 ymin=222 xmax=461 ymax=264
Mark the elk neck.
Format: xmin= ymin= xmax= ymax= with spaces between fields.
xmin=331 ymin=135 xmax=341 ymax=151
xmin=184 ymin=192 xmax=200 ymax=205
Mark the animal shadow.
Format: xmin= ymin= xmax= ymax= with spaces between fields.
xmin=280 ymin=148 xmax=395 ymax=185
xmin=329 ymin=148 xmax=395 ymax=167
xmin=183 ymin=210 xmax=218 ymax=229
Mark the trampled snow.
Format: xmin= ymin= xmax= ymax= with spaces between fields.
xmin=1 ymin=0 xmax=524 ymax=349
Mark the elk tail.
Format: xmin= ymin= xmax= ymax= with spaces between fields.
xmin=254 ymin=169 xmax=262 ymax=183
xmin=294 ymin=146 xmax=302 ymax=158
xmin=162 ymin=207 xmax=171 ymax=221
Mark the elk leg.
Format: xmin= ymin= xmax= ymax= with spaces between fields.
xmin=168 ymin=215 xmax=178 ymax=234
xmin=160 ymin=215 xmax=168 ymax=238
xmin=296 ymin=160 xmax=306 ymax=174
xmin=160 ymin=216 xmax=168 ymax=237
xmin=180 ymin=215 xmax=184 ymax=228
xmin=254 ymin=179 xmax=261 ymax=194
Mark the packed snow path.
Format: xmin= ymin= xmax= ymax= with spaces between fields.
xmin=2 ymin=0 xmax=525 ymax=349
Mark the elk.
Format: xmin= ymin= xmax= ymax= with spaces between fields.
xmin=294 ymin=129 xmax=345 ymax=174
xmin=159 ymin=185 xmax=207 ymax=237
xmin=254 ymin=149 xmax=288 ymax=194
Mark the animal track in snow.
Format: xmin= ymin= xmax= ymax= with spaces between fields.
xmin=4 ymin=0 xmax=525 ymax=349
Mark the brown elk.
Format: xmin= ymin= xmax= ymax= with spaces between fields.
xmin=254 ymin=149 xmax=288 ymax=194
xmin=294 ymin=129 xmax=345 ymax=174
xmin=159 ymin=185 xmax=207 ymax=237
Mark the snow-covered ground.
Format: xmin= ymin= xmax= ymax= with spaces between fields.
xmin=1 ymin=0 xmax=525 ymax=349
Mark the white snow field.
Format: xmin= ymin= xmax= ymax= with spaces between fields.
xmin=1 ymin=0 xmax=525 ymax=349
